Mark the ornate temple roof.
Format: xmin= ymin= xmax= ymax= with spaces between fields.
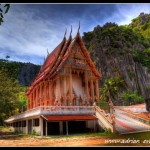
xmin=26 ymin=26 xmax=101 ymax=95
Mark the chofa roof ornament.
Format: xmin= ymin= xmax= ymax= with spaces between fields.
xmin=70 ymin=25 xmax=72 ymax=36
xmin=47 ymin=48 xmax=49 ymax=55
xmin=64 ymin=28 xmax=67 ymax=38
xmin=77 ymin=21 xmax=80 ymax=34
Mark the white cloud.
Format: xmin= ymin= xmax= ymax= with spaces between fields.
xmin=1 ymin=4 xmax=150 ymax=65
xmin=0 ymin=5 xmax=67 ymax=64
xmin=0 ymin=4 xmax=88 ymax=64
xmin=116 ymin=4 xmax=150 ymax=25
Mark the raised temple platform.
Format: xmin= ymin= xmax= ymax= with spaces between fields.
xmin=5 ymin=106 xmax=95 ymax=123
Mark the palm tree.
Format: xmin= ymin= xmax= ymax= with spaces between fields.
xmin=100 ymin=76 xmax=125 ymax=112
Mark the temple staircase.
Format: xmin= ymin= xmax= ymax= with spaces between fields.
xmin=94 ymin=106 xmax=114 ymax=133
xmin=94 ymin=105 xmax=150 ymax=134
xmin=114 ymin=106 xmax=150 ymax=134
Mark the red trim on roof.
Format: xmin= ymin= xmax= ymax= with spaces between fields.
xmin=26 ymin=38 xmax=66 ymax=95
xmin=41 ymin=115 xmax=97 ymax=121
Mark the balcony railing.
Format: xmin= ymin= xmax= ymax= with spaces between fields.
xmin=5 ymin=106 xmax=95 ymax=122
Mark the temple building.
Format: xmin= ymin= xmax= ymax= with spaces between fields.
xmin=5 ymin=26 xmax=102 ymax=136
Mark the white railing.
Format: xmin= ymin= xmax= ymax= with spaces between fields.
xmin=95 ymin=106 xmax=114 ymax=133
xmin=5 ymin=106 xmax=95 ymax=122
xmin=120 ymin=104 xmax=147 ymax=113
xmin=114 ymin=108 xmax=150 ymax=134
xmin=114 ymin=106 xmax=150 ymax=125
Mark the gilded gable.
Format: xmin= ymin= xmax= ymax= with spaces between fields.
xmin=63 ymin=42 xmax=89 ymax=69
xmin=70 ymin=42 xmax=85 ymax=59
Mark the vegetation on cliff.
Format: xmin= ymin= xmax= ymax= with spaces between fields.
xmin=0 ymin=59 xmax=40 ymax=125
xmin=0 ymin=59 xmax=41 ymax=86
xmin=82 ymin=13 xmax=150 ymax=106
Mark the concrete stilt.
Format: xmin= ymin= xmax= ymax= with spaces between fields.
xmin=59 ymin=121 xmax=63 ymax=135
xmin=66 ymin=121 xmax=68 ymax=135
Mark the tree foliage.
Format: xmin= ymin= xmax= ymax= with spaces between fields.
xmin=0 ymin=69 xmax=20 ymax=125
xmin=0 ymin=60 xmax=29 ymax=125
xmin=132 ymin=48 xmax=150 ymax=72
xmin=100 ymin=76 xmax=125 ymax=104
xmin=18 ymin=86 xmax=27 ymax=112
xmin=0 ymin=4 xmax=10 ymax=25
xmin=83 ymin=13 xmax=150 ymax=110
xmin=0 ymin=59 xmax=21 ymax=79
xmin=121 ymin=90 xmax=144 ymax=106
xmin=129 ymin=12 xmax=150 ymax=39
xmin=0 ymin=59 xmax=41 ymax=86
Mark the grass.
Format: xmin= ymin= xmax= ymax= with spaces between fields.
xmin=118 ymin=131 xmax=150 ymax=140
xmin=42 ymin=130 xmax=150 ymax=142
xmin=0 ymin=126 xmax=13 ymax=133
xmin=1 ymin=126 xmax=150 ymax=140
xmin=47 ymin=132 xmax=113 ymax=139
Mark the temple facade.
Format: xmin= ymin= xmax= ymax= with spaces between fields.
xmin=5 ymin=26 xmax=102 ymax=136
xmin=26 ymin=27 xmax=100 ymax=109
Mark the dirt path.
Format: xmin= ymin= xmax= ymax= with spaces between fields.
xmin=0 ymin=131 xmax=149 ymax=146
xmin=0 ymin=136 xmax=108 ymax=146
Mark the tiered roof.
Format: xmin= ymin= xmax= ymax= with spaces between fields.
xmin=26 ymin=26 xmax=101 ymax=95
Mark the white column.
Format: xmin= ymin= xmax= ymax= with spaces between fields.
xmin=69 ymin=69 xmax=73 ymax=105
xmin=46 ymin=121 xmax=47 ymax=136
xmin=21 ymin=120 xmax=22 ymax=133
xmin=85 ymin=71 xmax=89 ymax=103
xmin=91 ymin=80 xmax=94 ymax=103
xmin=96 ymin=80 xmax=99 ymax=102
xmin=63 ymin=76 xmax=67 ymax=106
xmin=40 ymin=117 xmax=43 ymax=136
xmin=32 ymin=119 xmax=33 ymax=133
xmin=26 ymin=120 xmax=28 ymax=134
xmin=56 ymin=77 xmax=61 ymax=102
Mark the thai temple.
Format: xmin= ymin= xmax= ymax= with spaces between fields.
xmin=5 ymin=25 xmax=104 ymax=136
xmin=5 ymin=25 xmax=150 ymax=136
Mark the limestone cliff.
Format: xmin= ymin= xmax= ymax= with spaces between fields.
xmin=82 ymin=19 xmax=150 ymax=101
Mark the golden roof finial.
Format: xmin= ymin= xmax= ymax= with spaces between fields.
xmin=77 ymin=21 xmax=80 ymax=34
xmin=64 ymin=28 xmax=67 ymax=38
xmin=47 ymin=48 xmax=49 ymax=55
xmin=70 ymin=25 xmax=72 ymax=36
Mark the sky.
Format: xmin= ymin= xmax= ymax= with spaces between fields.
xmin=0 ymin=3 xmax=150 ymax=65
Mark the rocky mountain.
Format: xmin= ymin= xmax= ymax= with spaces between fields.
xmin=82 ymin=13 xmax=150 ymax=102
xmin=17 ymin=63 xmax=41 ymax=86
xmin=0 ymin=59 xmax=41 ymax=86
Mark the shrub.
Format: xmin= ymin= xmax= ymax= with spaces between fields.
xmin=121 ymin=90 xmax=144 ymax=105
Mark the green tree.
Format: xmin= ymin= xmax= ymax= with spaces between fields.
xmin=18 ymin=86 xmax=27 ymax=112
xmin=0 ymin=4 xmax=10 ymax=25
xmin=100 ymin=76 xmax=125 ymax=104
xmin=121 ymin=90 xmax=144 ymax=106
xmin=0 ymin=69 xmax=20 ymax=125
